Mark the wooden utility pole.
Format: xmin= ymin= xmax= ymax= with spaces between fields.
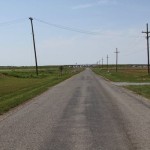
xmin=102 ymin=57 xmax=103 ymax=68
xmin=107 ymin=55 xmax=109 ymax=71
xmin=142 ymin=23 xmax=150 ymax=75
xmin=99 ymin=60 xmax=101 ymax=68
xmin=115 ymin=48 xmax=119 ymax=72
xmin=29 ymin=17 xmax=38 ymax=76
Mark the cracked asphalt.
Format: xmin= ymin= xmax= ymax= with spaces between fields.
xmin=0 ymin=68 xmax=150 ymax=150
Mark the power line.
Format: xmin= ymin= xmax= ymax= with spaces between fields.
xmin=123 ymin=49 xmax=144 ymax=57
xmin=34 ymin=18 xmax=101 ymax=35
xmin=0 ymin=18 xmax=27 ymax=27
xmin=119 ymin=37 xmax=144 ymax=57
xmin=0 ymin=17 xmax=143 ymax=39
xmin=34 ymin=18 xmax=143 ymax=38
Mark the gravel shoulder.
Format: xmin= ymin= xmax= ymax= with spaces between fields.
xmin=112 ymin=82 xmax=150 ymax=86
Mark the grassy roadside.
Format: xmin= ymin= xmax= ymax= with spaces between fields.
xmin=92 ymin=68 xmax=150 ymax=82
xmin=126 ymin=85 xmax=150 ymax=99
xmin=0 ymin=66 xmax=83 ymax=115
xmin=92 ymin=67 xmax=150 ymax=100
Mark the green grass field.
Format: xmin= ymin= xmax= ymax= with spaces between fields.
xmin=92 ymin=66 xmax=150 ymax=100
xmin=0 ymin=66 xmax=83 ymax=115
xmin=92 ymin=67 xmax=150 ymax=82
xmin=126 ymin=85 xmax=150 ymax=99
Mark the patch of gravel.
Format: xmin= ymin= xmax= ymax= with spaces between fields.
xmin=111 ymin=82 xmax=150 ymax=86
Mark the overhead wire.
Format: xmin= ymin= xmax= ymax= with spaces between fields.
xmin=34 ymin=18 xmax=143 ymax=38
xmin=34 ymin=18 xmax=101 ymax=35
xmin=33 ymin=18 xmax=146 ymax=59
xmin=0 ymin=18 xmax=27 ymax=27
xmin=0 ymin=17 xmax=143 ymax=39
xmin=127 ymin=41 xmax=145 ymax=60
xmin=121 ymin=36 xmax=145 ymax=56
xmin=0 ymin=17 xmax=147 ymax=65
xmin=0 ymin=17 xmax=145 ymax=55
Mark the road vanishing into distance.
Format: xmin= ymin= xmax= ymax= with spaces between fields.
xmin=1 ymin=68 xmax=150 ymax=150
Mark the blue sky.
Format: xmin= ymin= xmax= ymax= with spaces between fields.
xmin=0 ymin=0 xmax=150 ymax=66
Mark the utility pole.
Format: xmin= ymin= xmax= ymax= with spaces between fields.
xmin=97 ymin=61 xmax=98 ymax=66
xmin=99 ymin=60 xmax=101 ymax=68
xmin=107 ymin=55 xmax=109 ymax=71
xmin=102 ymin=57 xmax=103 ymax=68
xmin=142 ymin=23 xmax=150 ymax=75
xmin=114 ymin=48 xmax=119 ymax=72
xmin=29 ymin=17 xmax=38 ymax=76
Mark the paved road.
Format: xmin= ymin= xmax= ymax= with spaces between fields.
xmin=0 ymin=69 xmax=150 ymax=150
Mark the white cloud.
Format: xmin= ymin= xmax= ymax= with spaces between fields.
xmin=98 ymin=0 xmax=117 ymax=5
xmin=72 ymin=0 xmax=117 ymax=10
xmin=72 ymin=3 xmax=95 ymax=10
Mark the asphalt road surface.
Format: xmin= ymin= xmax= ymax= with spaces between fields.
xmin=1 ymin=69 xmax=150 ymax=150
